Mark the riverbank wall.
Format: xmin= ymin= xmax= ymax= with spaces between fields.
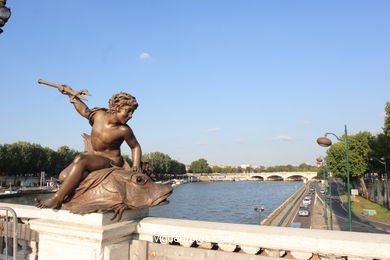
xmin=367 ymin=179 xmax=390 ymax=208
xmin=262 ymin=183 xmax=307 ymax=226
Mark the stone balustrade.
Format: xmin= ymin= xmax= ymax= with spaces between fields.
xmin=0 ymin=202 xmax=389 ymax=260
xmin=135 ymin=217 xmax=390 ymax=260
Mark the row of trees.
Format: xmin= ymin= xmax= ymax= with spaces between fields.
xmin=0 ymin=142 xmax=80 ymax=177
xmin=142 ymin=152 xmax=186 ymax=180
xmin=188 ymin=159 xmax=317 ymax=174
xmin=323 ymin=102 xmax=390 ymax=198
xmin=0 ymin=142 xmax=187 ymax=180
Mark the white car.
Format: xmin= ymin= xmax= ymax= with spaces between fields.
xmin=298 ymin=205 xmax=310 ymax=216
xmin=302 ymin=198 xmax=311 ymax=205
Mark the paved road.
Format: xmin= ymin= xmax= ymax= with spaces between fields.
xmin=317 ymin=179 xmax=390 ymax=233
xmin=290 ymin=183 xmax=315 ymax=228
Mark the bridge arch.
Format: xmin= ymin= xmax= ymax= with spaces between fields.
xmin=266 ymin=175 xmax=283 ymax=181
xmin=251 ymin=176 xmax=264 ymax=181
xmin=285 ymin=175 xmax=305 ymax=182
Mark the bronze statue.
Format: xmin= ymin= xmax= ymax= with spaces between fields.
xmin=35 ymin=79 xmax=172 ymax=218
xmin=61 ymin=168 xmax=172 ymax=220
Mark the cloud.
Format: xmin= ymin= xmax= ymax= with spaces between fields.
xmin=206 ymin=128 xmax=221 ymax=133
xmin=274 ymin=136 xmax=295 ymax=141
xmin=139 ymin=52 xmax=151 ymax=60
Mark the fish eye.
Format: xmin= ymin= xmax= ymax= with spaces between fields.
xmin=135 ymin=175 xmax=147 ymax=185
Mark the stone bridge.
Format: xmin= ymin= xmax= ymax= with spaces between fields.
xmin=189 ymin=172 xmax=317 ymax=182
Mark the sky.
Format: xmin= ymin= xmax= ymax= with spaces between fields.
xmin=1 ymin=1 xmax=389 ymax=167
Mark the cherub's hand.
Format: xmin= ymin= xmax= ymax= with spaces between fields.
xmin=131 ymin=166 xmax=142 ymax=173
xmin=59 ymin=84 xmax=73 ymax=95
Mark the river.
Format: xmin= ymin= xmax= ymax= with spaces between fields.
xmin=0 ymin=181 xmax=303 ymax=225
xmin=150 ymin=181 xmax=303 ymax=224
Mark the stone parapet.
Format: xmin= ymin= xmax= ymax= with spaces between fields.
xmin=136 ymin=217 xmax=390 ymax=260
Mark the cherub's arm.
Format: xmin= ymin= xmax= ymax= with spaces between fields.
xmin=123 ymin=126 xmax=142 ymax=172
xmin=69 ymin=96 xmax=92 ymax=119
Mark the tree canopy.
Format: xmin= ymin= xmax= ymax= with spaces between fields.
xmin=189 ymin=158 xmax=212 ymax=174
xmin=0 ymin=142 xmax=80 ymax=176
xmin=142 ymin=152 xmax=186 ymax=179
xmin=325 ymin=131 xmax=372 ymax=178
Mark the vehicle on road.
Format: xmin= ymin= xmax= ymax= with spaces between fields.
xmin=289 ymin=222 xmax=302 ymax=228
xmin=298 ymin=205 xmax=310 ymax=216
xmin=302 ymin=197 xmax=311 ymax=205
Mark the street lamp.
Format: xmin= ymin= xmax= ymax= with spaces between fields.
xmin=316 ymin=157 xmax=333 ymax=230
xmin=254 ymin=206 xmax=265 ymax=225
xmin=317 ymin=125 xmax=352 ymax=231
xmin=0 ymin=0 xmax=11 ymax=34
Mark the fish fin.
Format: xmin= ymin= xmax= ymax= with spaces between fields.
xmin=64 ymin=200 xmax=120 ymax=214
xmin=72 ymin=167 xmax=116 ymax=200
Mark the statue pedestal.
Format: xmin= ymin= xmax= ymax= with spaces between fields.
xmin=29 ymin=208 xmax=148 ymax=260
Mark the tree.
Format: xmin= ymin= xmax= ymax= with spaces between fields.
xmin=168 ymin=160 xmax=186 ymax=177
xmin=189 ymin=158 xmax=211 ymax=174
xmin=122 ymin=155 xmax=133 ymax=167
xmin=384 ymin=102 xmax=390 ymax=137
xmin=326 ymin=131 xmax=372 ymax=198
xmin=142 ymin=152 xmax=172 ymax=180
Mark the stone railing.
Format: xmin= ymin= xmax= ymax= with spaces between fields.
xmin=135 ymin=217 xmax=390 ymax=260
xmin=1 ymin=202 xmax=390 ymax=260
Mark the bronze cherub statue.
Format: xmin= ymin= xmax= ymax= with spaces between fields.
xmin=35 ymin=79 xmax=172 ymax=220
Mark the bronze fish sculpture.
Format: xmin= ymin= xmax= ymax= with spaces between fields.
xmin=60 ymin=167 xmax=173 ymax=221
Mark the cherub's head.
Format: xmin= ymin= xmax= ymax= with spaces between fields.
xmin=108 ymin=92 xmax=138 ymax=123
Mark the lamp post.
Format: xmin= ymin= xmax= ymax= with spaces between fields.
xmin=316 ymin=157 xmax=333 ymax=230
xmin=254 ymin=206 xmax=265 ymax=225
xmin=0 ymin=0 xmax=11 ymax=34
xmin=317 ymin=125 xmax=352 ymax=231
xmin=316 ymin=157 xmax=327 ymax=227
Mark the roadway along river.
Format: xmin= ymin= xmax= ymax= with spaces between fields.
xmin=1 ymin=181 xmax=303 ymax=225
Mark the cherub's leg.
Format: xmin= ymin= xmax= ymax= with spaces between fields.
xmin=59 ymin=163 xmax=73 ymax=183
xmin=36 ymin=154 xmax=111 ymax=209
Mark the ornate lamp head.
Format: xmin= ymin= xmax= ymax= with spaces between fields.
xmin=0 ymin=1 xmax=11 ymax=34
xmin=317 ymin=137 xmax=332 ymax=147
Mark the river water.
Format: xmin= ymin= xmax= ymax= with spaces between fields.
xmin=0 ymin=181 xmax=303 ymax=225
xmin=150 ymin=181 xmax=303 ymax=224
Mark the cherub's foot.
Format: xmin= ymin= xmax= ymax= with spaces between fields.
xmin=35 ymin=197 xmax=62 ymax=209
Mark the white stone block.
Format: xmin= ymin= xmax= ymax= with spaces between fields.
xmin=29 ymin=208 xmax=149 ymax=260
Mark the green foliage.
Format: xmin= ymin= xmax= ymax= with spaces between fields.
xmin=0 ymin=142 xmax=80 ymax=176
xmin=189 ymin=158 xmax=212 ymax=174
xmin=385 ymin=102 xmax=390 ymax=137
xmin=368 ymin=133 xmax=390 ymax=176
xmin=326 ymin=131 xmax=372 ymax=178
xmin=142 ymin=152 xmax=172 ymax=177
xmin=316 ymin=166 xmax=328 ymax=179
xmin=122 ymin=155 xmax=133 ymax=167
xmin=168 ymin=160 xmax=186 ymax=176
xmin=142 ymin=152 xmax=186 ymax=179
xmin=263 ymin=164 xmax=317 ymax=172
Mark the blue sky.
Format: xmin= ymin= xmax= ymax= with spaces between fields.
xmin=1 ymin=1 xmax=389 ymax=166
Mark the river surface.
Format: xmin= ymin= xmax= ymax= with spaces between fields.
xmin=0 ymin=181 xmax=303 ymax=225
xmin=150 ymin=181 xmax=303 ymax=224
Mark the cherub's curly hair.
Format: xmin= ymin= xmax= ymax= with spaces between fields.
xmin=108 ymin=92 xmax=138 ymax=113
